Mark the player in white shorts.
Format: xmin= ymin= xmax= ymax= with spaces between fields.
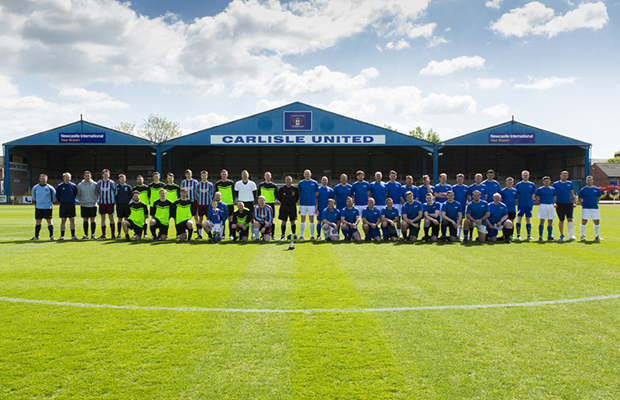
xmin=535 ymin=176 xmax=557 ymax=240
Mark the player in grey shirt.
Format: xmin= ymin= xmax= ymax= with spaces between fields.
xmin=77 ymin=170 xmax=99 ymax=239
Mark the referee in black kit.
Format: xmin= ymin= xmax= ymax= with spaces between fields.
xmin=276 ymin=175 xmax=300 ymax=240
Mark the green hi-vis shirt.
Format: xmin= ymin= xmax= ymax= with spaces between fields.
xmin=148 ymin=182 xmax=166 ymax=207
xmin=129 ymin=201 xmax=148 ymax=226
xmin=259 ymin=182 xmax=278 ymax=204
xmin=164 ymin=183 xmax=180 ymax=203
xmin=215 ymin=179 xmax=235 ymax=205
xmin=134 ymin=184 xmax=150 ymax=205
xmin=233 ymin=207 xmax=253 ymax=226
xmin=151 ymin=199 xmax=173 ymax=225
xmin=172 ymin=199 xmax=193 ymax=223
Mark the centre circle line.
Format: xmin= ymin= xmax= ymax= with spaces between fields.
xmin=1 ymin=294 xmax=619 ymax=313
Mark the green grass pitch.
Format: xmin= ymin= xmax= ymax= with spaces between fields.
xmin=1 ymin=205 xmax=619 ymax=399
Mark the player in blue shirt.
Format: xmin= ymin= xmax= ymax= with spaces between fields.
xmin=515 ymin=170 xmax=537 ymax=240
xmin=418 ymin=175 xmax=433 ymax=204
xmin=352 ymin=170 xmax=371 ymax=215
xmin=500 ymin=177 xmax=518 ymax=221
xmin=321 ymin=198 xmax=341 ymax=241
xmin=440 ymin=191 xmax=462 ymax=242
xmin=463 ymin=190 xmax=490 ymax=243
xmin=386 ymin=170 xmax=402 ymax=213
xmin=401 ymin=175 xmax=419 ymax=203
xmin=452 ymin=173 xmax=469 ymax=238
xmin=486 ymin=193 xmax=513 ymax=243
xmin=316 ymin=176 xmax=335 ymax=239
xmin=31 ymin=173 xmax=57 ymax=240
xmin=481 ymin=169 xmax=501 ymax=202
xmin=362 ymin=198 xmax=382 ymax=242
xmin=552 ymin=171 xmax=577 ymax=240
xmin=433 ymin=173 xmax=452 ymax=204
xmin=340 ymin=197 xmax=361 ymax=242
xmin=423 ymin=193 xmax=442 ymax=242
xmin=297 ymin=169 xmax=319 ymax=240
xmin=382 ymin=198 xmax=401 ymax=242
xmin=535 ymin=176 xmax=557 ymax=240
xmin=56 ymin=172 xmax=78 ymax=240
xmin=578 ymin=175 xmax=602 ymax=241
xmin=207 ymin=199 xmax=226 ymax=242
xmin=401 ymin=191 xmax=424 ymax=242
xmin=467 ymin=173 xmax=486 ymax=203
xmin=369 ymin=171 xmax=387 ymax=210
xmin=333 ymin=173 xmax=353 ymax=211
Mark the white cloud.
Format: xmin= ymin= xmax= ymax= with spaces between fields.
xmin=482 ymin=103 xmax=510 ymax=117
xmin=485 ymin=0 xmax=504 ymax=9
xmin=0 ymin=75 xmax=129 ymax=140
xmin=386 ymin=39 xmax=411 ymax=50
xmin=0 ymin=0 xmax=434 ymax=88
xmin=515 ymin=76 xmax=576 ymax=90
xmin=490 ymin=2 xmax=608 ymax=38
xmin=419 ymin=56 xmax=485 ymax=76
xmin=416 ymin=93 xmax=477 ymax=115
xmin=185 ymin=113 xmax=230 ymax=131
xmin=474 ymin=78 xmax=504 ymax=89
xmin=427 ymin=36 xmax=450 ymax=48
xmin=230 ymin=66 xmax=380 ymax=98
xmin=255 ymin=99 xmax=289 ymax=113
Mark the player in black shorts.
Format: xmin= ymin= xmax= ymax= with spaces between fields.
xmin=115 ymin=173 xmax=133 ymax=238
xmin=232 ymin=201 xmax=253 ymax=242
xmin=276 ymin=175 xmax=300 ymax=240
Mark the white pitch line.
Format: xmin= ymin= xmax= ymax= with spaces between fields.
xmin=1 ymin=294 xmax=619 ymax=314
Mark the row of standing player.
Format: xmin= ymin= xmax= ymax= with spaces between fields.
xmin=29 ymin=168 xmax=602 ymax=242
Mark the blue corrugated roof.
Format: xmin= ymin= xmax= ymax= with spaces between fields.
xmin=4 ymin=120 xmax=155 ymax=147
xmin=161 ymin=102 xmax=435 ymax=150
xmin=440 ymin=120 xmax=590 ymax=148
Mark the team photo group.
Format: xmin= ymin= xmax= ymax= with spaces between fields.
xmin=30 ymin=167 xmax=603 ymax=244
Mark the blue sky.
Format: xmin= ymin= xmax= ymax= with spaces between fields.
xmin=0 ymin=0 xmax=618 ymax=158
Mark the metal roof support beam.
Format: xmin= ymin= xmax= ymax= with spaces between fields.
xmin=156 ymin=144 xmax=162 ymax=175
xmin=433 ymin=145 xmax=439 ymax=184
xmin=3 ymin=145 xmax=10 ymax=199
xmin=585 ymin=145 xmax=591 ymax=179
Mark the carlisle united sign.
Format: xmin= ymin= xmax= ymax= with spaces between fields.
xmin=284 ymin=111 xmax=312 ymax=131
xmin=210 ymin=135 xmax=386 ymax=145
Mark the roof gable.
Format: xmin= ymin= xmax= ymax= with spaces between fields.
xmin=594 ymin=163 xmax=620 ymax=178
xmin=441 ymin=120 xmax=590 ymax=148
xmin=4 ymin=120 xmax=155 ymax=147
xmin=162 ymin=102 xmax=434 ymax=149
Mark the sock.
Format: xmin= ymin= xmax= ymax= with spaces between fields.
xmin=291 ymin=223 xmax=296 ymax=234
xmin=457 ymin=226 xmax=462 ymax=238
xmin=397 ymin=229 xmax=401 ymax=237
xmin=117 ymin=222 xmax=122 ymax=235
xmin=381 ymin=226 xmax=388 ymax=240
xmin=281 ymin=224 xmax=287 ymax=237
xmin=594 ymin=225 xmax=600 ymax=237
xmin=440 ymin=224 xmax=447 ymax=238
xmin=568 ymin=221 xmax=574 ymax=237
xmin=309 ymin=223 xmax=315 ymax=237
xmin=151 ymin=226 xmax=157 ymax=237
xmin=208 ymin=232 xmax=213 ymax=239
xmin=539 ymin=225 xmax=544 ymax=237
xmin=300 ymin=222 xmax=306 ymax=237
xmin=254 ymin=227 xmax=260 ymax=239
xmin=61 ymin=230 xmax=65 ymax=238
xmin=401 ymin=228 xmax=407 ymax=239
xmin=48 ymin=225 xmax=54 ymax=237
xmin=111 ymin=225 xmax=115 ymax=237
xmin=187 ymin=227 xmax=193 ymax=240
xmin=317 ymin=223 xmax=321 ymax=237
xmin=197 ymin=224 xmax=203 ymax=236
xmin=143 ymin=224 xmax=147 ymax=236
xmin=71 ymin=229 xmax=75 ymax=237
xmin=516 ymin=222 xmax=521 ymax=236
xmin=547 ymin=225 xmax=553 ymax=238
xmin=469 ymin=228 xmax=473 ymax=239
xmin=83 ymin=221 xmax=89 ymax=235
xmin=580 ymin=224 xmax=586 ymax=237
xmin=424 ymin=226 xmax=429 ymax=238
xmin=91 ymin=222 xmax=96 ymax=235
xmin=102 ymin=226 xmax=107 ymax=236
xmin=35 ymin=225 xmax=42 ymax=238
xmin=504 ymin=227 xmax=513 ymax=239
xmin=463 ymin=229 xmax=469 ymax=239
xmin=526 ymin=223 xmax=531 ymax=236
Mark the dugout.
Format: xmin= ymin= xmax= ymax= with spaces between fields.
xmin=2 ymin=120 xmax=157 ymax=197
xmin=158 ymin=102 xmax=436 ymax=183
xmin=436 ymin=119 xmax=591 ymax=183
